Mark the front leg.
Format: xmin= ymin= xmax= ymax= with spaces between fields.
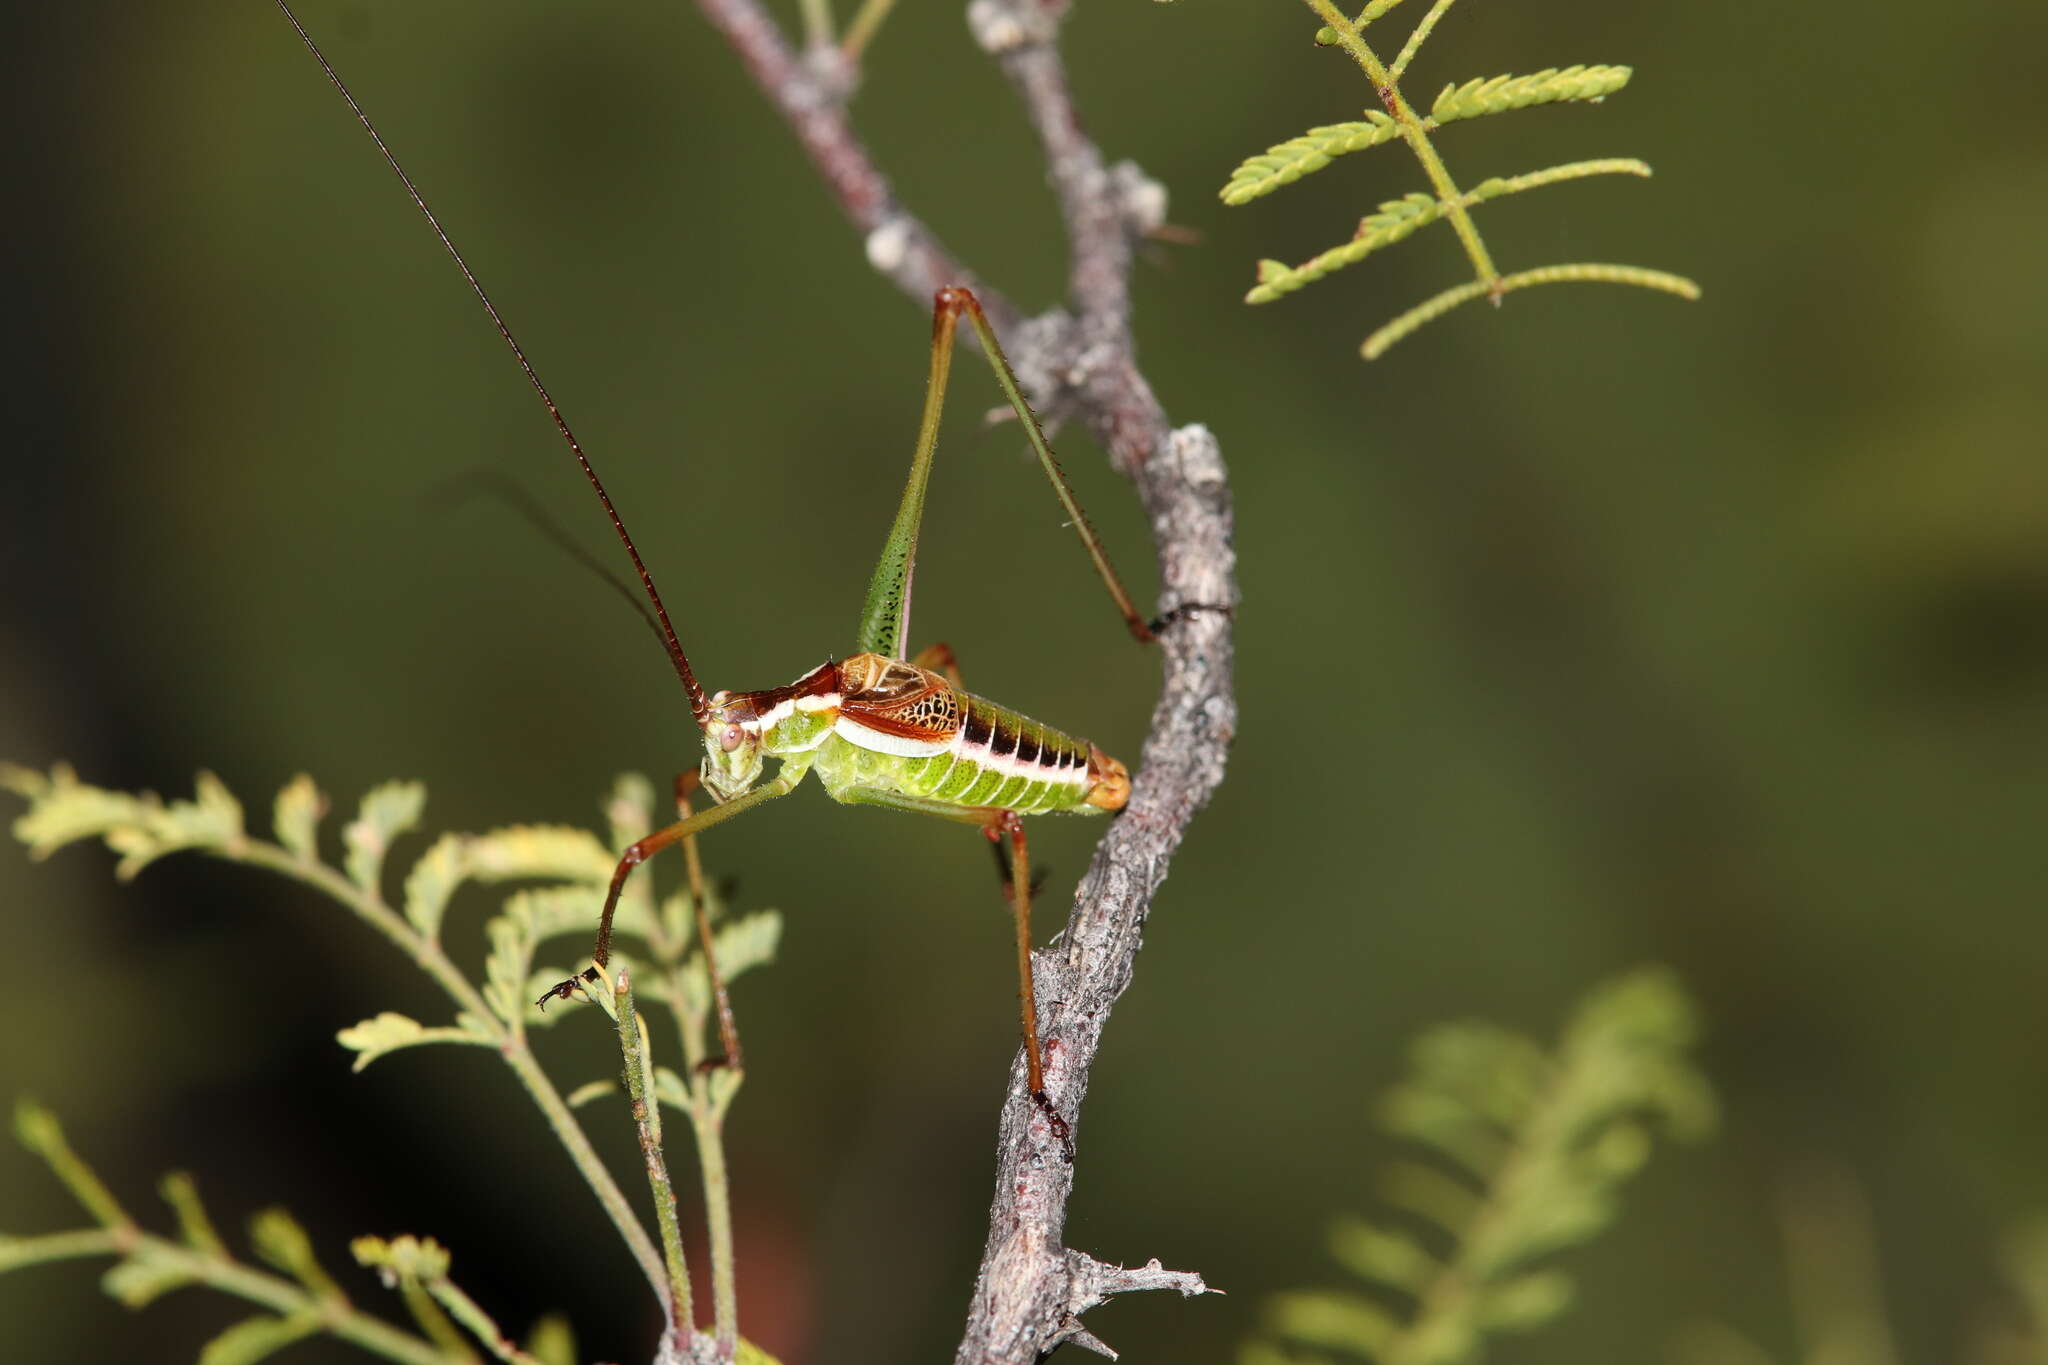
xmin=536 ymin=769 xmax=804 ymax=1008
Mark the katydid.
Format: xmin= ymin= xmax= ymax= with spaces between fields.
xmin=277 ymin=3 xmax=1171 ymax=1125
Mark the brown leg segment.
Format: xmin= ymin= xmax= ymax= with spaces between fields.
xmin=909 ymin=639 xmax=965 ymax=690
xmin=536 ymin=818 xmax=696 ymax=1006
xmin=535 ymin=772 xmax=798 ymax=1008
xmin=674 ymin=772 xmax=742 ymax=1072
xmin=985 ymin=811 xmax=1070 ymax=1153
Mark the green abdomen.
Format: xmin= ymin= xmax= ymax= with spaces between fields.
xmin=823 ymin=692 xmax=1101 ymax=815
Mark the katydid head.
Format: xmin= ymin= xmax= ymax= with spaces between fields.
xmin=699 ymin=691 xmax=767 ymax=803
xmin=697 ymin=663 xmax=843 ymax=801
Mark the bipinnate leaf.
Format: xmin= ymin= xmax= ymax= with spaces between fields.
xmin=198 ymin=1314 xmax=322 ymax=1365
xmin=272 ymin=774 xmax=325 ymax=863
xmin=337 ymin=1011 xmax=491 ymax=1073
xmin=1228 ymin=0 xmax=1690 ymax=356
xmin=342 ymin=780 xmax=425 ymax=895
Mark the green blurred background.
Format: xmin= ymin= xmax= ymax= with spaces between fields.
xmin=5 ymin=0 xmax=2046 ymax=1360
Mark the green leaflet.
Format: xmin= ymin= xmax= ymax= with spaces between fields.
xmin=1430 ymin=64 xmax=1631 ymax=122
xmin=1220 ymin=113 xmax=1400 ymax=206
xmin=343 ymin=779 xmax=425 ymax=894
xmin=401 ymin=832 xmax=467 ymax=940
xmin=271 ymin=773 xmax=324 ymax=862
xmin=1246 ymin=192 xmax=1441 ymax=303
xmin=336 ymin=1010 xmax=492 ymax=1073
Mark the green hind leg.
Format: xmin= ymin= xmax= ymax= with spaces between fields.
xmin=855 ymin=287 xmax=1155 ymax=662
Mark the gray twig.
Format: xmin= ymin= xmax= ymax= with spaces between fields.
xmin=688 ymin=0 xmax=1238 ymax=1357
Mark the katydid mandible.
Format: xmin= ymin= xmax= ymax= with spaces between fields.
xmin=278 ymin=2 xmax=1168 ymax=1120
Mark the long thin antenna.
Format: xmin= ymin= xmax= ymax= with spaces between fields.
xmin=274 ymin=0 xmax=711 ymax=727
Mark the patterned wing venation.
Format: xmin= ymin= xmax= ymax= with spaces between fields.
xmin=838 ymin=656 xmax=962 ymax=742
xmin=823 ymin=654 xmax=1106 ymax=815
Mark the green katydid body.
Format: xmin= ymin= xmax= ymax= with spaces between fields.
xmin=701 ymin=653 xmax=1130 ymax=818
xmin=279 ymin=0 xmax=1152 ymax=1110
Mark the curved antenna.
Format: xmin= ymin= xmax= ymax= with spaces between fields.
xmin=275 ymin=0 xmax=711 ymax=727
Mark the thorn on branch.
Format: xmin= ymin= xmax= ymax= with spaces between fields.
xmin=1057 ymin=1250 xmax=1222 ymax=1355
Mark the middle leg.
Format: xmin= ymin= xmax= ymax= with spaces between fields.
xmin=910 ymin=640 xmax=965 ymax=691
xmin=674 ymin=772 xmax=742 ymax=1071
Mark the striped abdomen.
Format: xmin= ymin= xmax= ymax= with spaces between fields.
xmin=807 ymin=653 xmax=1129 ymax=815
xmin=892 ymin=693 xmax=1122 ymax=814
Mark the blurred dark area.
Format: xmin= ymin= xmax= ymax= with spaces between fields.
xmin=4 ymin=0 xmax=2046 ymax=1361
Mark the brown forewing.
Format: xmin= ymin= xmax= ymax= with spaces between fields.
xmin=836 ymin=654 xmax=962 ymax=742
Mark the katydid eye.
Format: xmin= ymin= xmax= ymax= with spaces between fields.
xmin=719 ymin=724 xmax=744 ymax=752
